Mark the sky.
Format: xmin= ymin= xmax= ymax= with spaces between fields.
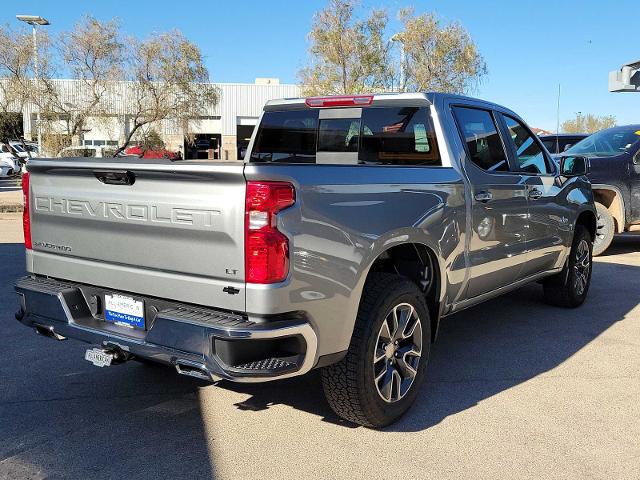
xmin=5 ymin=0 xmax=639 ymax=131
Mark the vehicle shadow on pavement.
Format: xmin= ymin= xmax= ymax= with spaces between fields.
xmin=0 ymin=243 xmax=216 ymax=479
xmin=3 ymin=236 xmax=639 ymax=478
xmin=220 ymin=238 xmax=640 ymax=432
xmin=600 ymin=233 xmax=640 ymax=256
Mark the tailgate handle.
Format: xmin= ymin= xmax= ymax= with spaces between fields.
xmin=94 ymin=170 xmax=135 ymax=186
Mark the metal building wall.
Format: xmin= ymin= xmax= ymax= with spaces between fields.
xmin=217 ymin=83 xmax=300 ymax=135
xmin=12 ymin=79 xmax=301 ymax=137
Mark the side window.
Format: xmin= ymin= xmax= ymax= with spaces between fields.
xmin=359 ymin=107 xmax=440 ymax=165
xmin=502 ymin=115 xmax=550 ymax=174
xmin=452 ymin=107 xmax=508 ymax=172
xmin=250 ymin=110 xmax=318 ymax=163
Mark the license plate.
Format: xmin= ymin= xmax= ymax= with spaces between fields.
xmin=85 ymin=348 xmax=114 ymax=367
xmin=105 ymin=294 xmax=145 ymax=329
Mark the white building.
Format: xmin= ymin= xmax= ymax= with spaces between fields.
xmin=19 ymin=78 xmax=300 ymax=159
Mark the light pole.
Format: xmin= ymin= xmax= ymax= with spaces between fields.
xmin=16 ymin=14 xmax=50 ymax=153
xmin=390 ymin=34 xmax=405 ymax=92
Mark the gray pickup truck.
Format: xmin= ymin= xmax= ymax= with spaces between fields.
xmin=15 ymin=92 xmax=596 ymax=427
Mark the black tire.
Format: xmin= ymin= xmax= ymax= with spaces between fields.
xmin=543 ymin=224 xmax=593 ymax=308
xmin=321 ymin=273 xmax=431 ymax=428
xmin=593 ymin=202 xmax=614 ymax=256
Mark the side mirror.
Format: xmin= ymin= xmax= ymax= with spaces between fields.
xmin=560 ymin=155 xmax=589 ymax=177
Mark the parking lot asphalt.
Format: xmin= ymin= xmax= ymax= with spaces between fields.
xmin=0 ymin=212 xmax=639 ymax=480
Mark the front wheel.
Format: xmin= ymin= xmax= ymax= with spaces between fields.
xmin=593 ymin=202 xmax=614 ymax=256
xmin=543 ymin=224 xmax=593 ymax=308
xmin=321 ymin=273 xmax=430 ymax=428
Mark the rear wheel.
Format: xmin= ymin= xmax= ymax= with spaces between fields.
xmin=543 ymin=224 xmax=593 ymax=307
xmin=321 ymin=273 xmax=430 ymax=428
xmin=593 ymin=202 xmax=614 ymax=256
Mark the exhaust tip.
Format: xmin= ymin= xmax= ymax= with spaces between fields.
xmin=174 ymin=361 xmax=215 ymax=382
xmin=34 ymin=324 xmax=66 ymax=341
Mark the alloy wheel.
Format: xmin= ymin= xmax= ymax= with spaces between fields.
xmin=373 ymin=303 xmax=422 ymax=403
xmin=595 ymin=213 xmax=608 ymax=247
xmin=573 ymin=239 xmax=591 ymax=296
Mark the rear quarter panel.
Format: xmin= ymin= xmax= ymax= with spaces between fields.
xmin=244 ymin=163 xmax=467 ymax=356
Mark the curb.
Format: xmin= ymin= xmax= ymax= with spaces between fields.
xmin=0 ymin=204 xmax=23 ymax=213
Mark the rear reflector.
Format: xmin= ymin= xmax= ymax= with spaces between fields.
xmin=245 ymin=182 xmax=295 ymax=284
xmin=22 ymin=172 xmax=32 ymax=249
xmin=305 ymin=95 xmax=374 ymax=108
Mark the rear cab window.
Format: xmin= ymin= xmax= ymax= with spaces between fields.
xmin=250 ymin=105 xmax=441 ymax=167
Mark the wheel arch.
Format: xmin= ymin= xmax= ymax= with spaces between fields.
xmin=592 ymin=185 xmax=626 ymax=233
xmin=362 ymin=242 xmax=443 ymax=343
xmin=576 ymin=209 xmax=597 ymax=241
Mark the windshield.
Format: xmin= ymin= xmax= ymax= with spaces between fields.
xmin=566 ymin=126 xmax=640 ymax=157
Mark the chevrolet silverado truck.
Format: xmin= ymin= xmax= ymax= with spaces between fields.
xmin=562 ymin=124 xmax=640 ymax=255
xmin=15 ymin=93 xmax=596 ymax=427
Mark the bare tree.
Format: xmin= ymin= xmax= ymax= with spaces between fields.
xmin=562 ymin=113 xmax=616 ymax=134
xmin=0 ymin=25 xmax=36 ymax=142
xmin=397 ymin=9 xmax=487 ymax=94
xmin=298 ymin=0 xmax=392 ymax=95
xmin=38 ymin=16 xmax=124 ymax=154
xmin=114 ymin=31 xmax=218 ymax=155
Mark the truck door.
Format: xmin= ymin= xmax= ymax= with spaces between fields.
xmin=498 ymin=113 xmax=566 ymax=275
xmin=452 ymin=106 xmax=530 ymax=298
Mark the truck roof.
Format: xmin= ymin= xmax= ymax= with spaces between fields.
xmin=264 ymin=91 xmax=518 ymax=117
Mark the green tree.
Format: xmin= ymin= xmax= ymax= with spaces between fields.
xmin=299 ymin=1 xmax=487 ymax=95
xmin=298 ymin=0 xmax=392 ymax=95
xmin=562 ymin=113 xmax=617 ymax=134
xmin=396 ymin=9 xmax=487 ymax=93
xmin=139 ymin=129 xmax=165 ymax=150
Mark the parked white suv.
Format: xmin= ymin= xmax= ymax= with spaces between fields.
xmin=9 ymin=141 xmax=39 ymax=160
xmin=0 ymin=145 xmax=19 ymax=177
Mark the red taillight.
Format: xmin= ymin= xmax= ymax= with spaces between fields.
xmin=245 ymin=181 xmax=295 ymax=284
xmin=305 ymin=95 xmax=374 ymax=108
xmin=22 ymin=171 xmax=32 ymax=249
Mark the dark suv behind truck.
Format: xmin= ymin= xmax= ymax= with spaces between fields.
xmin=563 ymin=125 xmax=640 ymax=255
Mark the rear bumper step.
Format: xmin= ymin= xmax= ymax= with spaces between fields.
xmin=15 ymin=275 xmax=318 ymax=383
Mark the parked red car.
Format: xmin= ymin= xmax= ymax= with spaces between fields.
xmin=124 ymin=145 xmax=181 ymax=160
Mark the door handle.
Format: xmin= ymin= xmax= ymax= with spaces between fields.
xmin=474 ymin=191 xmax=493 ymax=203
xmin=528 ymin=188 xmax=543 ymax=200
xmin=94 ymin=170 xmax=135 ymax=186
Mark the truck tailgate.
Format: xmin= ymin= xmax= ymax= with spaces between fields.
xmin=26 ymin=159 xmax=246 ymax=311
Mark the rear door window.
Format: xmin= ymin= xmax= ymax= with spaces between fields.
xmin=452 ymin=107 xmax=509 ymax=173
